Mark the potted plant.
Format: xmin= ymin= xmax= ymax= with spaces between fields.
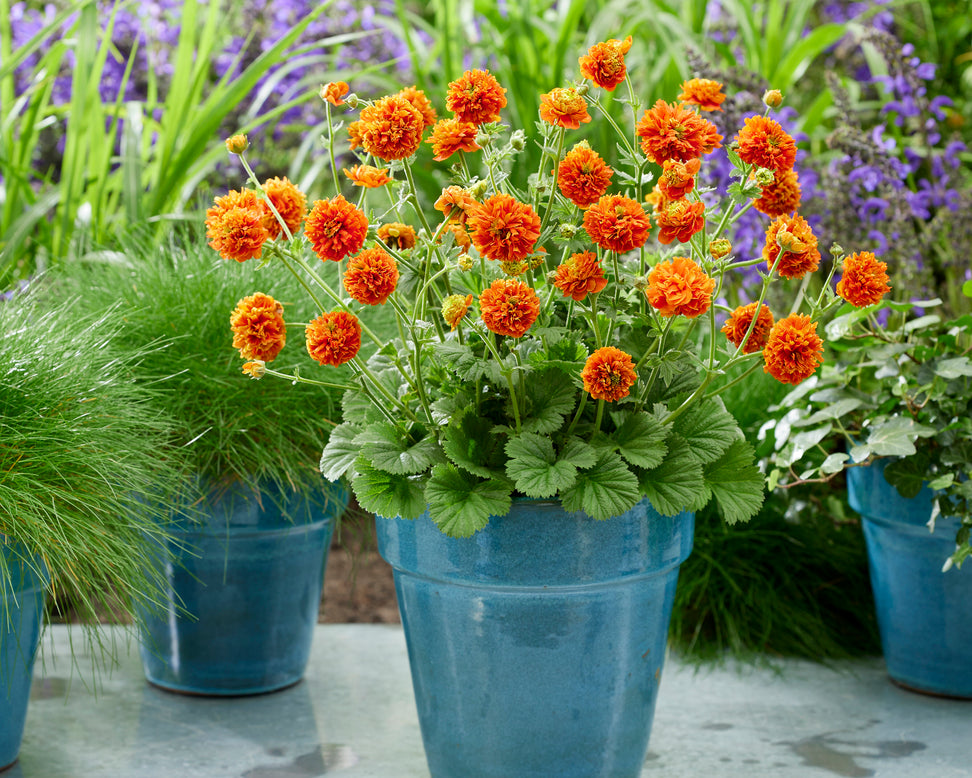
xmin=0 ymin=291 xmax=183 ymax=768
xmin=51 ymin=230 xmax=349 ymax=696
xmin=208 ymin=39 xmax=875 ymax=775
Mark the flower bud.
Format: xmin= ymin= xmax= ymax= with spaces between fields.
xmin=709 ymin=238 xmax=732 ymax=259
xmin=224 ymin=134 xmax=248 ymax=155
xmin=468 ymin=180 xmax=489 ymax=199
xmin=241 ymin=360 xmax=266 ymax=379
xmin=346 ymin=93 xmax=360 ymax=109
xmin=753 ymin=167 xmax=775 ymax=186
xmin=763 ymin=89 xmax=783 ymax=108
xmin=575 ymin=83 xmax=589 ymax=97
xmin=830 ymin=243 xmax=845 ymax=258
xmin=476 ymin=132 xmax=492 ymax=147
xmin=510 ymin=130 xmax=526 ymax=151
xmin=457 ymin=254 xmax=474 ymax=271
xmin=632 ymin=274 xmax=650 ymax=292
xmin=559 ymin=223 xmax=578 ymax=239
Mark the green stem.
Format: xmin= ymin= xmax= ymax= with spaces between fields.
xmin=538 ymin=127 xmax=566 ymax=235
xmin=325 ymin=103 xmax=340 ymax=197
xmin=262 ymin=367 xmax=355 ymax=391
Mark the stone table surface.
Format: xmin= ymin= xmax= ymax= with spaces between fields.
xmin=11 ymin=625 xmax=972 ymax=778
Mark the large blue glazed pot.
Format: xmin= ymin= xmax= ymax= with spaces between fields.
xmin=1 ymin=543 xmax=46 ymax=770
xmin=138 ymin=480 xmax=346 ymax=696
xmin=377 ymin=498 xmax=694 ymax=778
xmin=848 ymin=460 xmax=972 ymax=698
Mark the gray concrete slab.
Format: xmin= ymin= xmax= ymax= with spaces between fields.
xmin=10 ymin=625 xmax=972 ymax=777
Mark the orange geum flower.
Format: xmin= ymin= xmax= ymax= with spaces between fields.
xmin=230 ymin=293 xmax=287 ymax=362
xmin=321 ymin=81 xmax=349 ymax=106
xmin=762 ymin=313 xmax=824 ymax=385
xmin=343 ymin=246 xmax=399 ymax=305
xmin=836 ymin=251 xmax=891 ymax=308
xmin=552 ymin=251 xmax=608 ymax=302
xmin=539 ymin=87 xmax=592 ymax=130
xmin=241 ymin=360 xmax=266 ymax=379
xmin=479 ymin=278 xmax=540 ymax=338
xmin=646 ymin=256 xmax=715 ymax=318
xmin=636 ymin=100 xmax=722 ymax=164
xmin=224 ymin=134 xmax=248 ymax=154
xmin=677 ymin=78 xmax=726 ymax=112
xmin=735 ymin=115 xmax=797 ymax=173
xmin=446 ymin=69 xmax=507 ymax=125
xmin=260 ymin=176 xmax=307 ymax=239
xmin=305 ymin=195 xmax=369 ymax=262
xmin=721 ymin=302 xmax=776 ymax=354
xmin=557 ymin=141 xmax=613 ymax=208
xmin=396 ymin=85 xmax=437 ymax=127
xmin=441 ymin=293 xmax=474 ymax=330
xmin=657 ymin=158 xmax=701 ymax=200
xmin=582 ymin=194 xmax=651 ymax=253
xmin=434 ymin=186 xmax=478 ymax=224
xmin=344 ymin=164 xmax=393 ymax=188
xmin=205 ymin=189 xmax=269 ymax=262
xmin=581 ymin=347 xmax=638 ymax=402
xmin=359 ymin=93 xmax=425 ymax=161
xmin=466 ymin=193 xmax=541 ymax=262
xmin=753 ymin=167 xmax=802 ymax=218
xmin=377 ymin=222 xmax=417 ymax=250
xmin=426 ymin=118 xmax=481 ymax=161
xmin=763 ymin=213 xmax=820 ymax=280
xmin=305 ymin=310 xmax=361 ymax=367
xmin=578 ymin=36 xmax=633 ymax=92
xmin=654 ymin=198 xmax=706 ymax=245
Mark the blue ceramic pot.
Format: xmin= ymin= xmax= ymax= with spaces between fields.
xmin=377 ymin=499 xmax=694 ymax=778
xmin=138 ymin=480 xmax=346 ymax=696
xmin=1 ymin=543 xmax=46 ymax=770
xmin=848 ymin=460 xmax=972 ymax=698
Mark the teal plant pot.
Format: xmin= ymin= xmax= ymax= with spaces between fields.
xmin=377 ymin=499 xmax=694 ymax=778
xmin=138 ymin=481 xmax=346 ymax=696
xmin=1 ymin=543 xmax=46 ymax=770
xmin=848 ymin=460 xmax=972 ymax=698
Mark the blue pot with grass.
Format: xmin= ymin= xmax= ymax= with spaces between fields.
xmin=1 ymin=543 xmax=46 ymax=770
xmin=377 ymin=498 xmax=694 ymax=778
xmin=848 ymin=460 xmax=972 ymax=698
xmin=138 ymin=480 xmax=346 ymax=696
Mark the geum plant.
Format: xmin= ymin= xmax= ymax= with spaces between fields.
xmin=204 ymin=37 xmax=886 ymax=537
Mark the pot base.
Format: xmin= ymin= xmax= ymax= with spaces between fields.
xmin=889 ymin=676 xmax=972 ymax=701
xmin=145 ymin=676 xmax=304 ymax=698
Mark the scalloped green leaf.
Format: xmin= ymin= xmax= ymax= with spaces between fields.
xmin=520 ymin=371 xmax=577 ymax=434
xmin=611 ymin=411 xmax=668 ymax=469
xmin=638 ymin=435 xmax=706 ymax=517
xmin=505 ymin=433 xmax=578 ymax=497
xmin=703 ymin=440 xmax=765 ymax=524
xmin=560 ymin=436 xmax=597 ymax=469
xmin=560 ymin=451 xmax=640 ymax=520
xmin=441 ymin=409 xmax=510 ymax=481
xmin=434 ymin=340 xmax=502 ymax=382
xmin=671 ymin=397 xmax=739 ymax=465
xmin=319 ymin=423 xmax=361 ymax=481
xmin=426 ymin=464 xmax=512 ymax=537
xmin=354 ymin=423 xmax=443 ymax=475
xmin=352 ymin=456 xmax=426 ymax=520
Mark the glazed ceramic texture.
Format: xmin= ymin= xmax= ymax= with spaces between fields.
xmin=377 ymin=498 xmax=695 ymax=778
xmin=138 ymin=481 xmax=346 ymax=696
xmin=0 ymin=544 xmax=46 ymax=770
xmin=848 ymin=460 xmax=972 ymax=698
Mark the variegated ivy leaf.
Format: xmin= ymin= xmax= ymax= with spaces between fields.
xmin=865 ymin=417 xmax=936 ymax=458
xmin=319 ymin=423 xmax=361 ymax=481
xmin=352 ymin=456 xmax=426 ymax=520
xmin=703 ymin=440 xmax=765 ymax=524
xmin=637 ymin=434 xmax=706 ymax=517
xmin=426 ymin=464 xmax=512 ymax=538
xmin=354 ymin=422 xmax=443 ymax=475
xmin=560 ymin=450 xmax=640 ymax=520
xmin=671 ymin=397 xmax=739 ymax=465
xmin=504 ymin=433 xmax=578 ymax=498
xmin=610 ymin=411 xmax=668 ymax=469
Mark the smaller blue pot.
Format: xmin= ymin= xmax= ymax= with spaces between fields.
xmin=378 ymin=499 xmax=694 ymax=778
xmin=1 ymin=543 xmax=46 ymax=770
xmin=848 ymin=461 xmax=972 ymax=698
xmin=138 ymin=480 xmax=346 ymax=696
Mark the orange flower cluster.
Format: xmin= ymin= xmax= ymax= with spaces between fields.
xmin=722 ymin=302 xmax=776 ymax=354
xmin=441 ymin=293 xmax=474 ymax=330
xmin=435 ymin=186 xmax=479 ymax=224
xmin=558 ymin=142 xmax=613 ymax=208
xmin=654 ymin=199 xmax=706 ymax=245
xmin=646 ymin=257 xmax=715 ymax=318
xmin=359 ymin=94 xmax=425 ymax=161
xmin=552 ymin=251 xmax=608 ymax=302
xmin=305 ymin=195 xmax=368 ymax=262
xmin=344 ymin=164 xmax=392 ymax=188
xmin=735 ymin=115 xmax=797 ymax=173
xmin=305 ymin=311 xmax=361 ymax=367
xmin=397 ymin=85 xmax=437 ymax=127
xmin=636 ymin=100 xmax=722 ymax=164
xmin=763 ymin=214 xmax=820 ymax=280
xmin=677 ymin=78 xmax=725 ymax=112
xmin=657 ymin=158 xmax=701 ymax=200
xmin=762 ymin=314 xmax=824 ymax=385
xmin=583 ymin=194 xmax=651 ymax=253
xmin=836 ymin=251 xmax=891 ymax=308
xmin=230 ymin=293 xmax=287 ymax=362
xmin=343 ymin=246 xmax=399 ymax=305
xmin=446 ymin=69 xmax=507 ymax=125
xmin=261 ymin=177 xmax=307 ymax=239
xmin=377 ymin=223 xmax=417 ymax=250
xmin=539 ymin=87 xmax=592 ymax=129
xmin=753 ymin=168 xmax=801 ymax=218
xmin=427 ymin=118 xmax=480 ymax=161
xmin=205 ymin=190 xmax=269 ymax=262
xmin=467 ymin=194 xmax=541 ymax=262
xmin=581 ymin=347 xmax=637 ymax=402
xmin=578 ymin=36 xmax=632 ymax=91
xmin=479 ymin=278 xmax=540 ymax=338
